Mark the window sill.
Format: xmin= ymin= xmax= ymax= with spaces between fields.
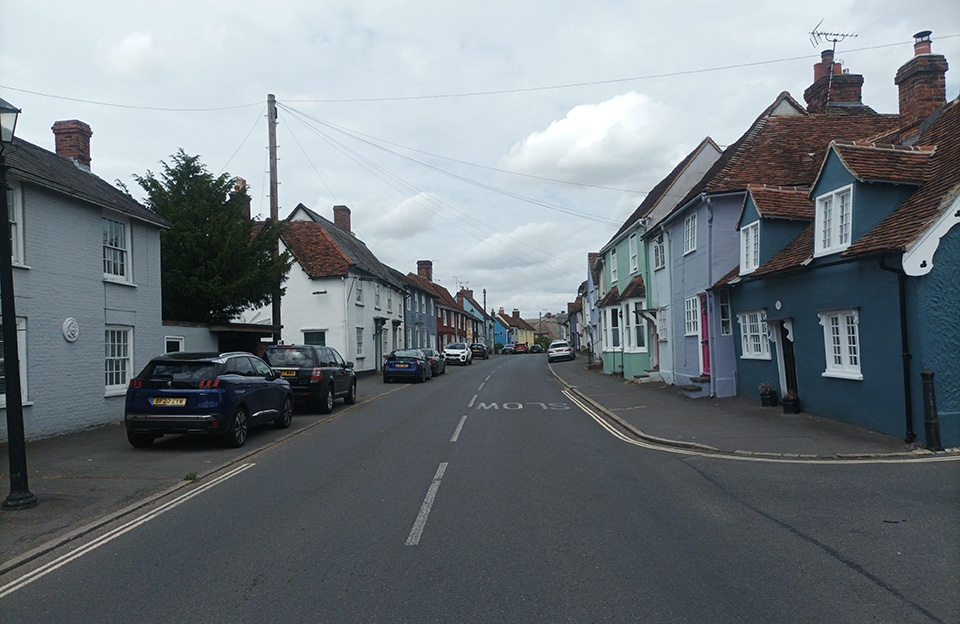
xmin=654 ymin=264 xmax=665 ymax=271
xmin=355 ymin=302 xmax=365 ymax=307
xmin=684 ymin=332 xmax=699 ymax=337
xmin=356 ymin=356 xmax=365 ymax=360
xmin=740 ymin=353 xmax=771 ymax=361
xmin=105 ymin=388 xmax=127 ymax=397
xmin=740 ymin=266 xmax=757 ymax=275
xmin=822 ymin=370 xmax=863 ymax=381
xmin=0 ymin=401 xmax=35 ymax=409
xmin=813 ymin=245 xmax=850 ymax=259
xmin=683 ymin=248 xmax=696 ymax=256
xmin=12 ymin=263 xmax=31 ymax=270
xmin=103 ymin=278 xmax=138 ymax=288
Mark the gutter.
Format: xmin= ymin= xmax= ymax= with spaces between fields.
xmin=878 ymin=257 xmax=917 ymax=444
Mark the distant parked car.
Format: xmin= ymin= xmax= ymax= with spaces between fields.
xmin=502 ymin=343 xmax=516 ymax=355
xmin=514 ymin=343 xmax=529 ymax=354
xmin=124 ymin=352 xmax=294 ymax=449
xmin=530 ymin=344 xmax=544 ymax=354
xmin=384 ymin=349 xmax=433 ymax=383
xmin=421 ymin=348 xmax=446 ymax=376
xmin=443 ymin=342 xmax=473 ymax=365
xmin=547 ymin=340 xmax=575 ymax=362
xmin=262 ymin=344 xmax=357 ymax=414
xmin=470 ymin=343 xmax=489 ymax=359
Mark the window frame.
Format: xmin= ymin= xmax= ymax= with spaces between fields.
xmin=375 ymin=284 xmax=381 ymax=308
xmin=623 ymin=300 xmax=647 ymax=353
xmin=656 ymin=307 xmax=668 ymax=342
xmin=814 ymin=184 xmax=854 ymax=257
xmin=628 ymin=233 xmax=638 ymax=274
xmin=355 ymin=327 xmax=364 ymax=357
xmin=736 ymin=309 xmax=770 ymax=360
xmin=164 ymin=335 xmax=184 ymax=353
xmin=105 ymin=325 xmax=133 ymax=395
xmin=356 ymin=280 xmax=364 ymax=304
xmin=610 ymin=248 xmax=618 ymax=283
xmin=740 ymin=220 xmax=760 ymax=274
xmin=818 ymin=308 xmax=862 ymax=380
xmin=653 ymin=235 xmax=665 ymax=270
xmin=103 ymin=216 xmax=132 ymax=283
xmin=684 ymin=297 xmax=699 ymax=336
xmin=7 ymin=180 xmax=25 ymax=266
xmin=719 ymin=290 xmax=732 ymax=335
xmin=303 ymin=330 xmax=326 ymax=346
xmin=0 ymin=317 xmax=28 ymax=407
xmin=683 ymin=214 xmax=697 ymax=255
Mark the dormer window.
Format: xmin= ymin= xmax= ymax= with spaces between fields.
xmin=740 ymin=220 xmax=760 ymax=274
xmin=815 ymin=184 xmax=853 ymax=257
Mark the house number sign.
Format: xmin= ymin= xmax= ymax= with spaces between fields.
xmin=62 ymin=318 xmax=80 ymax=342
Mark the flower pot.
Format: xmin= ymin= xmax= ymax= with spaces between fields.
xmin=760 ymin=391 xmax=778 ymax=407
xmin=782 ymin=397 xmax=801 ymax=414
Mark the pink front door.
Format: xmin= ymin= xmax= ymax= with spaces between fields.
xmin=699 ymin=294 xmax=710 ymax=376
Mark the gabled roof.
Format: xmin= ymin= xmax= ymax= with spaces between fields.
xmin=661 ymin=91 xmax=899 ymax=227
xmin=844 ymin=97 xmax=960 ymax=256
xmin=828 ymin=141 xmax=934 ymax=186
xmin=282 ymin=220 xmax=352 ymax=278
xmin=457 ymin=291 xmax=491 ymax=320
xmin=597 ymin=286 xmax=621 ymax=307
xmin=407 ymin=272 xmax=463 ymax=312
xmin=7 ymin=137 xmax=169 ymax=229
xmin=620 ymin=274 xmax=646 ymax=299
xmin=290 ymin=204 xmax=405 ymax=289
xmin=745 ymin=185 xmax=814 ymax=221
xmin=606 ymin=137 xmax=721 ymax=245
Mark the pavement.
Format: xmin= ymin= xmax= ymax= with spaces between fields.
xmin=2 ymin=354 xmax=956 ymax=573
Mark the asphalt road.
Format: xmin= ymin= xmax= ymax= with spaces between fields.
xmin=1 ymin=355 xmax=957 ymax=623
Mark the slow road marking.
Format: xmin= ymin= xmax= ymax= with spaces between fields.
xmin=406 ymin=462 xmax=448 ymax=546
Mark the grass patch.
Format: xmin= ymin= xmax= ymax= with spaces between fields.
xmin=184 ymin=472 xmax=198 ymax=482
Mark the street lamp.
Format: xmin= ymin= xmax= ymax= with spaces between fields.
xmin=0 ymin=97 xmax=36 ymax=509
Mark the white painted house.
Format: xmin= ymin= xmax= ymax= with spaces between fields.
xmin=242 ymin=204 xmax=405 ymax=373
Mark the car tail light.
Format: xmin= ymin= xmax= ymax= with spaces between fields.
xmin=311 ymin=367 xmax=324 ymax=381
xmin=129 ymin=379 xmax=142 ymax=388
xmin=199 ymin=379 xmax=222 ymax=388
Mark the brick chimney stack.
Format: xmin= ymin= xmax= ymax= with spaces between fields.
xmin=232 ymin=178 xmax=251 ymax=219
xmin=895 ymin=31 xmax=949 ymax=131
xmin=52 ymin=120 xmax=93 ymax=170
xmin=804 ymin=50 xmax=864 ymax=113
xmin=333 ymin=205 xmax=352 ymax=234
xmin=512 ymin=309 xmax=520 ymax=320
xmin=417 ymin=260 xmax=433 ymax=282
xmin=461 ymin=288 xmax=474 ymax=300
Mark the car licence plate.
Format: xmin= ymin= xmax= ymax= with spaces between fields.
xmin=280 ymin=370 xmax=297 ymax=377
xmin=396 ymin=363 xmax=409 ymax=368
xmin=152 ymin=397 xmax=186 ymax=406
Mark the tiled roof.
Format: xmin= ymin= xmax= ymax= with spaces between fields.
xmin=714 ymin=265 xmax=740 ymax=287
xmin=844 ymin=98 xmax=960 ymax=256
xmin=620 ymin=274 xmax=646 ymax=298
xmin=746 ymin=185 xmax=814 ymax=220
xmin=407 ymin=272 xmax=463 ymax=312
xmin=606 ymin=137 xmax=720 ymax=243
xmin=597 ymin=286 xmax=621 ymax=307
xmin=588 ymin=252 xmax=601 ymax=286
xmin=458 ymin=291 xmax=491 ymax=320
xmin=282 ymin=220 xmax=352 ymax=277
xmin=567 ymin=301 xmax=582 ymax=314
xmin=830 ymin=141 xmax=934 ymax=185
xmin=665 ymin=92 xmax=899 ymax=227
xmin=7 ymin=137 xmax=169 ymax=229
xmin=293 ymin=204 xmax=406 ymax=289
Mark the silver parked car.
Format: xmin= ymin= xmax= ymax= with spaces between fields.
xmin=443 ymin=342 xmax=473 ymax=365
xmin=547 ymin=340 xmax=575 ymax=363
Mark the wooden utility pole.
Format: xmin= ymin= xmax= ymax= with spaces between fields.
xmin=267 ymin=94 xmax=281 ymax=342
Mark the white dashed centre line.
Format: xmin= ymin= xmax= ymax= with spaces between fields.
xmin=468 ymin=394 xmax=477 ymax=408
xmin=477 ymin=382 xmax=485 ymax=391
xmin=451 ymin=415 xmax=468 ymax=442
xmin=406 ymin=462 xmax=448 ymax=546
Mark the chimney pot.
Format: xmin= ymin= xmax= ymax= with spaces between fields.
xmin=333 ymin=205 xmax=352 ymax=233
xmin=51 ymin=120 xmax=93 ymax=170
xmin=914 ymin=30 xmax=933 ymax=55
xmin=417 ymin=260 xmax=433 ymax=282
xmin=512 ymin=309 xmax=520 ymax=319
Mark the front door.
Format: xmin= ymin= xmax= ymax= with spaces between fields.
xmin=779 ymin=321 xmax=799 ymax=395
xmin=699 ymin=294 xmax=710 ymax=376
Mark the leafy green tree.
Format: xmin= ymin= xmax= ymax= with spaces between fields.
xmin=135 ymin=150 xmax=291 ymax=323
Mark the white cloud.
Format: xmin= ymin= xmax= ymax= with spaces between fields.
xmin=501 ymin=92 xmax=678 ymax=184
xmin=358 ymin=192 xmax=437 ymax=240
xmin=98 ymin=33 xmax=161 ymax=77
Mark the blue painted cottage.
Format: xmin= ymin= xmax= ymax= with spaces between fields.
xmin=721 ymin=35 xmax=958 ymax=446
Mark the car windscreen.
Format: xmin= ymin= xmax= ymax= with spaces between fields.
xmin=422 ymin=349 xmax=438 ymax=357
xmin=141 ymin=361 xmax=219 ymax=381
xmin=263 ymin=348 xmax=316 ymax=367
xmin=447 ymin=343 xmax=466 ymax=349
xmin=550 ymin=342 xmax=569 ymax=348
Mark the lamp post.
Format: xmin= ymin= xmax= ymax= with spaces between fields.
xmin=1 ymin=97 xmax=36 ymax=509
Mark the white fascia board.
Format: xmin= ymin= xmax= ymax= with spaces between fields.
xmin=902 ymin=188 xmax=960 ymax=276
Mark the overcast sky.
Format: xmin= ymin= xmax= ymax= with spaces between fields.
xmin=3 ymin=1 xmax=958 ymax=317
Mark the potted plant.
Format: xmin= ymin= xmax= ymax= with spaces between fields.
xmin=758 ymin=382 xmax=778 ymax=407
xmin=781 ymin=390 xmax=801 ymax=414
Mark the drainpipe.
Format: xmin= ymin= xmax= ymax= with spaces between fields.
xmin=878 ymin=257 xmax=916 ymax=443
xmin=663 ymin=226 xmax=674 ymax=385
xmin=705 ymin=196 xmax=717 ymax=396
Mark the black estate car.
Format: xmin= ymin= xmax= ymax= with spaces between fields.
xmin=124 ymin=352 xmax=293 ymax=448
xmin=262 ymin=344 xmax=357 ymax=413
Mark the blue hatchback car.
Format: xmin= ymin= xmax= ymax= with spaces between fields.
xmin=383 ymin=349 xmax=432 ymax=384
xmin=124 ymin=352 xmax=293 ymax=448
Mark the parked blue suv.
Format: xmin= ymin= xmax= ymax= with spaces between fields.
xmin=124 ymin=352 xmax=293 ymax=448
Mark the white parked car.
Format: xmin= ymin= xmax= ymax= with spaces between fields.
xmin=443 ymin=342 xmax=473 ymax=365
xmin=547 ymin=340 xmax=575 ymax=363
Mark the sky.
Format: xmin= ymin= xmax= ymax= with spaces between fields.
xmin=2 ymin=1 xmax=958 ymax=317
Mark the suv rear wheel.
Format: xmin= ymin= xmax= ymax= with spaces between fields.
xmin=127 ymin=430 xmax=156 ymax=448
